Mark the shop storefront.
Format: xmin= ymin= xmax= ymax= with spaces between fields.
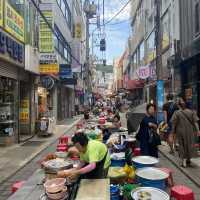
xmin=0 ymin=76 xmax=18 ymax=145
xmin=180 ymin=53 xmax=200 ymax=114
xmin=0 ymin=25 xmax=26 ymax=145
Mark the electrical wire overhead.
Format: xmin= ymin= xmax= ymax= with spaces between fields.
xmin=104 ymin=0 xmax=132 ymax=25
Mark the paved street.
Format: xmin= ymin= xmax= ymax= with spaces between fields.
xmin=0 ymin=113 xmax=199 ymax=199
xmin=0 ymin=117 xmax=81 ymax=200
xmin=120 ymin=110 xmax=200 ymax=199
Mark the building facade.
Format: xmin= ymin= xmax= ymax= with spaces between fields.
xmin=0 ymin=0 xmax=40 ymax=144
xmin=178 ymin=0 xmax=200 ymax=114
xmin=0 ymin=0 xmax=86 ymax=145
xmin=126 ymin=0 xmax=180 ymax=105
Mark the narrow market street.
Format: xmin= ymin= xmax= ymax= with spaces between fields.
xmin=0 ymin=0 xmax=200 ymax=200
xmin=0 ymin=112 xmax=199 ymax=200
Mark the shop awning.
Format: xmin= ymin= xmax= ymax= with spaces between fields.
xmin=127 ymin=80 xmax=145 ymax=90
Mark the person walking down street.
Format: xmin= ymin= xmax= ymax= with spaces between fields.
xmin=137 ymin=104 xmax=159 ymax=158
xmin=163 ymin=94 xmax=179 ymax=154
xmin=171 ymin=97 xmax=200 ymax=167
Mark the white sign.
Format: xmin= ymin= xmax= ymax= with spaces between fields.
xmin=136 ymin=65 xmax=150 ymax=79
xmin=136 ymin=65 xmax=156 ymax=79
xmin=39 ymin=53 xmax=58 ymax=64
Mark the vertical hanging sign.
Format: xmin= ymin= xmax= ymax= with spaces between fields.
xmin=0 ymin=0 xmax=3 ymax=27
xmin=39 ymin=10 xmax=54 ymax=53
xmin=157 ymin=80 xmax=164 ymax=122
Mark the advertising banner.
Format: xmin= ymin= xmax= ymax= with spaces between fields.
xmin=5 ymin=2 xmax=25 ymax=42
xmin=39 ymin=10 xmax=54 ymax=53
xmin=157 ymin=80 xmax=164 ymax=122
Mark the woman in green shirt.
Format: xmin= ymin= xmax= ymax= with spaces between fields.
xmin=58 ymin=133 xmax=110 ymax=179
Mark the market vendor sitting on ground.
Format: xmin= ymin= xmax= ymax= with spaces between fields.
xmin=58 ymin=132 xmax=111 ymax=179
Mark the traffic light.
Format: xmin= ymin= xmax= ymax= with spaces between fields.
xmin=100 ymin=39 xmax=106 ymax=51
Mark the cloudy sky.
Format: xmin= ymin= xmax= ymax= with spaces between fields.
xmin=90 ymin=0 xmax=131 ymax=65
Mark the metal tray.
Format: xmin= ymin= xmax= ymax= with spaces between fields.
xmin=132 ymin=156 xmax=159 ymax=165
xmin=136 ymin=167 xmax=169 ymax=180
xmin=131 ymin=187 xmax=169 ymax=200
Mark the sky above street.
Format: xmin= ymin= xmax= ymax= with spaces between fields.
xmin=91 ymin=0 xmax=131 ymax=65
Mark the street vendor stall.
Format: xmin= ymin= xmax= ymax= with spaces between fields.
xmin=7 ymin=111 xmax=178 ymax=200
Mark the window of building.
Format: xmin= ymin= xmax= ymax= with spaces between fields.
xmin=140 ymin=41 xmax=145 ymax=64
xmin=8 ymin=0 xmax=24 ymax=17
xmin=56 ymin=0 xmax=72 ymax=30
xmin=54 ymin=25 xmax=71 ymax=63
xmin=195 ymin=2 xmax=200 ymax=34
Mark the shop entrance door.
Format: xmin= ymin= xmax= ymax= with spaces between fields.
xmin=19 ymin=82 xmax=32 ymax=142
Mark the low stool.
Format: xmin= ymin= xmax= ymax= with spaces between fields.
xmin=11 ymin=181 xmax=26 ymax=194
xmin=171 ymin=185 xmax=195 ymax=200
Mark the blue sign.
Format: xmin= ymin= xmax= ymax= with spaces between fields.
xmin=41 ymin=76 xmax=55 ymax=90
xmin=62 ymin=78 xmax=77 ymax=85
xmin=0 ymin=30 xmax=24 ymax=64
xmin=157 ymin=80 xmax=164 ymax=122
xmin=59 ymin=64 xmax=72 ymax=79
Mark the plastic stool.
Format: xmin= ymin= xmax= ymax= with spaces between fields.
xmin=133 ymin=148 xmax=141 ymax=156
xmin=159 ymin=167 xmax=174 ymax=187
xmin=59 ymin=136 xmax=68 ymax=145
xmin=57 ymin=143 xmax=68 ymax=152
xmin=12 ymin=181 xmax=26 ymax=194
xmin=171 ymin=185 xmax=195 ymax=200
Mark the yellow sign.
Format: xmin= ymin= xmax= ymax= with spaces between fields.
xmin=40 ymin=64 xmax=59 ymax=74
xmin=5 ymin=2 xmax=25 ymax=42
xmin=20 ymin=99 xmax=29 ymax=122
xmin=39 ymin=11 xmax=54 ymax=53
xmin=75 ymin=23 xmax=82 ymax=39
xmin=20 ymin=112 xmax=29 ymax=122
xmin=0 ymin=0 xmax=3 ymax=27
xmin=162 ymin=33 xmax=170 ymax=50
xmin=146 ymin=51 xmax=156 ymax=63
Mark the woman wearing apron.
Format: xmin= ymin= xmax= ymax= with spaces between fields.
xmin=58 ymin=133 xmax=111 ymax=179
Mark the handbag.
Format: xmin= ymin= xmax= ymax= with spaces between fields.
xmin=180 ymin=111 xmax=198 ymax=132
xmin=148 ymin=128 xmax=161 ymax=147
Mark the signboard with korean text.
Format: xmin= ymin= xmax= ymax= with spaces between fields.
xmin=136 ymin=65 xmax=156 ymax=80
xmin=39 ymin=10 xmax=54 ymax=53
xmin=0 ymin=0 xmax=3 ymax=27
xmin=20 ymin=99 xmax=29 ymax=123
xmin=75 ymin=23 xmax=82 ymax=39
xmin=0 ymin=29 xmax=24 ymax=67
xmin=40 ymin=53 xmax=58 ymax=64
xmin=59 ymin=64 xmax=72 ymax=79
xmin=39 ymin=64 xmax=59 ymax=74
xmin=5 ymin=1 xmax=25 ymax=43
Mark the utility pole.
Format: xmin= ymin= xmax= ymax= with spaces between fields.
xmin=155 ymin=0 xmax=163 ymax=79
xmin=155 ymin=0 xmax=164 ymax=121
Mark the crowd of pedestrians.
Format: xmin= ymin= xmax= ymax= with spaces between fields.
xmin=137 ymin=94 xmax=200 ymax=168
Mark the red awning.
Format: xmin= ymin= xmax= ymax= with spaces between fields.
xmin=127 ymin=80 xmax=145 ymax=90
